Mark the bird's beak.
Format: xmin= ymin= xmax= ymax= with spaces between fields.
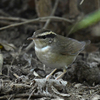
xmin=27 ymin=37 xmax=36 ymax=40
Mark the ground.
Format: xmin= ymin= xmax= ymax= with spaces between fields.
xmin=0 ymin=0 xmax=100 ymax=100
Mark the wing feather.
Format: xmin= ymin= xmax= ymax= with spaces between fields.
xmin=56 ymin=36 xmax=86 ymax=55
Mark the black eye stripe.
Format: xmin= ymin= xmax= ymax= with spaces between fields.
xmin=37 ymin=35 xmax=46 ymax=39
xmin=46 ymin=33 xmax=56 ymax=38
xmin=37 ymin=33 xmax=56 ymax=39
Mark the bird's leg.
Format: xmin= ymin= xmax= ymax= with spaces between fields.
xmin=46 ymin=68 xmax=57 ymax=79
xmin=55 ymin=68 xmax=66 ymax=80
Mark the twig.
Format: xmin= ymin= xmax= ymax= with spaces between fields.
xmin=8 ymin=94 xmax=14 ymax=100
xmin=0 ymin=16 xmax=27 ymax=21
xmin=25 ymin=41 xmax=35 ymax=52
xmin=0 ymin=20 xmax=13 ymax=25
xmin=0 ymin=16 xmax=72 ymax=31
xmin=0 ymin=54 xmax=3 ymax=75
xmin=51 ymin=86 xmax=70 ymax=97
xmin=80 ymin=0 xmax=84 ymax=5
xmin=43 ymin=0 xmax=59 ymax=29
xmin=0 ymin=93 xmax=53 ymax=99
xmin=28 ymin=89 xmax=36 ymax=100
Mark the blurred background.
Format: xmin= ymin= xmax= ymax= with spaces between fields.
xmin=0 ymin=0 xmax=100 ymax=50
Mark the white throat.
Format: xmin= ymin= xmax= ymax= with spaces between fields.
xmin=35 ymin=45 xmax=50 ymax=52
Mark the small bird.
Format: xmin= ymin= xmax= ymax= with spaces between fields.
xmin=28 ymin=29 xmax=87 ymax=78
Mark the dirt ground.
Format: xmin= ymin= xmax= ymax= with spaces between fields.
xmin=0 ymin=0 xmax=100 ymax=100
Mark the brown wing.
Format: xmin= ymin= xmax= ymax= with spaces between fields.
xmin=57 ymin=36 xmax=86 ymax=55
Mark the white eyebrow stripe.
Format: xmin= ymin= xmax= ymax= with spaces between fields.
xmin=38 ymin=31 xmax=56 ymax=36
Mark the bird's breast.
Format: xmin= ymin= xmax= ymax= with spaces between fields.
xmin=35 ymin=46 xmax=76 ymax=68
xmin=35 ymin=46 xmax=52 ymax=64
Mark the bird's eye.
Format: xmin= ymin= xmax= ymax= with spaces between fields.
xmin=49 ymin=39 xmax=53 ymax=43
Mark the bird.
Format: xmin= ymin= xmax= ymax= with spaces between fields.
xmin=28 ymin=29 xmax=87 ymax=78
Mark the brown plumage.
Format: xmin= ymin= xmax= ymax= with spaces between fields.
xmin=28 ymin=29 xmax=88 ymax=70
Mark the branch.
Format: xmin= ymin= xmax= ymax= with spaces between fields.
xmin=0 ymin=16 xmax=72 ymax=31
xmin=0 ymin=16 xmax=27 ymax=21
xmin=43 ymin=0 xmax=59 ymax=29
